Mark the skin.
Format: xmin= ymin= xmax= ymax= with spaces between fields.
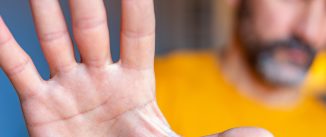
xmin=0 ymin=0 xmax=271 ymax=136
xmin=222 ymin=0 xmax=326 ymax=107
xmin=243 ymin=0 xmax=326 ymax=49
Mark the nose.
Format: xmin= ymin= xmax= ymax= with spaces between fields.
xmin=294 ymin=1 xmax=325 ymax=49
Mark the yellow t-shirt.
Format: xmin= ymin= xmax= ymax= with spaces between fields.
xmin=155 ymin=51 xmax=326 ymax=137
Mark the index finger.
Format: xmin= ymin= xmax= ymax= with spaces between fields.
xmin=120 ymin=0 xmax=156 ymax=69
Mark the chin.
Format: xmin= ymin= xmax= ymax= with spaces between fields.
xmin=256 ymin=58 xmax=308 ymax=87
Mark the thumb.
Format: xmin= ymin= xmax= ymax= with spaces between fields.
xmin=204 ymin=127 xmax=274 ymax=137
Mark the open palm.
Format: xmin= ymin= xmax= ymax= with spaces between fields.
xmin=0 ymin=0 xmax=173 ymax=136
xmin=0 ymin=0 xmax=274 ymax=137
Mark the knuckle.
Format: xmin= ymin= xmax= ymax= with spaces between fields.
xmin=84 ymin=57 xmax=107 ymax=68
xmin=6 ymin=57 xmax=31 ymax=77
xmin=0 ymin=35 xmax=13 ymax=47
xmin=122 ymin=29 xmax=155 ymax=39
xmin=74 ymin=16 xmax=107 ymax=31
xmin=39 ymin=30 xmax=69 ymax=43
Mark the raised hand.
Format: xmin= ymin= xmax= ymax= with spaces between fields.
xmin=0 ymin=0 xmax=273 ymax=137
xmin=0 ymin=0 xmax=178 ymax=136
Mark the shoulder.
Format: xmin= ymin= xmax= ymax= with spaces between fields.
xmin=304 ymin=52 xmax=326 ymax=93
xmin=155 ymin=50 xmax=218 ymax=77
xmin=154 ymin=50 xmax=228 ymax=104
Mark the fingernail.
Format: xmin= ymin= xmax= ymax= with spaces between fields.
xmin=0 ymin=16 xmax=4 ymax=27
xmin=0 ymin=16 xmax=11 ymax=44
xmin=0 ymin=16 xmax=4 ymax=29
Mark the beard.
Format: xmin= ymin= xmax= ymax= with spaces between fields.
xmin=236 ymin=1 xmax=317 ymax=87
xmin=240 ymin=36 xmax=316 ymax=87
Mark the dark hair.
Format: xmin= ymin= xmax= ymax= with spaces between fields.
xmin=237 ymin=0 xmax=251 ymax=21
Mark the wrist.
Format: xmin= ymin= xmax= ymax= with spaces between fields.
xmin=110 ymin=101 xmax=180 ymax=137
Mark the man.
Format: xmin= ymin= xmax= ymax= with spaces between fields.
xmin=156 ymin=0 xmax=326 ymax=136
xmin=0 ymin=0 xmax=273 ymax=137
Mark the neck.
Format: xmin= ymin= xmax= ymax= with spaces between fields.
xmin=219 ymin=40 xmax=303 ymax=108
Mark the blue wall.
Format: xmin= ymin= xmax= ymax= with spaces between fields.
xmin=0 ymin=0 xmax=121 ymax=136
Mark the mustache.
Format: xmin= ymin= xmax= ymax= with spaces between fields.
xmin=258 ymin=37 xmax=316 ymax=55
xmin=244 ymin=36 xmax=318 ymax=68
xmin=255 ymin=36 xmax=317 ymax=68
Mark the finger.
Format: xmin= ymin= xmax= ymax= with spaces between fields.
xmin=30 ymin=0 xmax=76 ymax=75
xmin=0 ymin=17 xmax=44 ymax=98
xmin=120 ymin=0 xmax=156 ymax=69
xmin=204 ymin=127 xmax=274 ymax=137
xmin=69 ymin=0 xmax=111 ymax=67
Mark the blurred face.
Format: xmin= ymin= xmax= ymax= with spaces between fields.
xmin=237 ymin=0 xmax=326 ymax=87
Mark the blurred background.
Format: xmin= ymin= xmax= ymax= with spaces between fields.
xmin=0 ymin=0 xmax=221 ymax=136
